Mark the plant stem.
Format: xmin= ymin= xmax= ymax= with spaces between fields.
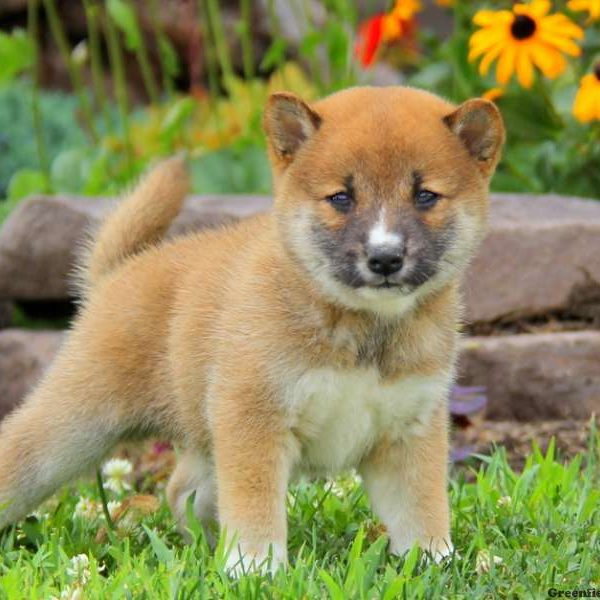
xmin=124 ymin=0 xmax=160 ymax=104
xmin=148 ymin=0 xmax=174 ymax=98
xmin=103 ymin=4 xmax=133 ymax=168
xmin=96 ymin=469 xmax=115 ymax=530
xmin=43 ymin=0 xmax=98 ymax=142
xmin=198 ymin=0 xmax=225 ymax=141
xmin=27 ymin=0 xmax=50 ymax=189
xmin=239 ymin=0 xmax=255 ymax=81
xmin=205 ymin=0 xmax=234 ymax=83
xmin=265 ymin=0 xmax=288 ymax=87
xmin=82 ymin=0 xmax=111 ymax=131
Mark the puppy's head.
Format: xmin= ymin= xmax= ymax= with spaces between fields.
xmin=264 ymin=87 xmax=504 ymax=315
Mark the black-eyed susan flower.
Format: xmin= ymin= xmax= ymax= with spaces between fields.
xmin=573 ymin=63 xmax=600 ymax=122
xmin=355 ymin=0 xmax=421 ymax=67
xmin=568 ymin=0 xmax=600 ymax=21
xmin=469 ymin=0 xmax=584 ymax=88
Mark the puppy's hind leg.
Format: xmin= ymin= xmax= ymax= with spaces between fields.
xmin=0 ymin=361 xmax=125 ymax=529
xmin=166 ymin=449 xmax=217 ymax=544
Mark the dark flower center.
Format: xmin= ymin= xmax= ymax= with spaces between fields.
xmin=511 ymin=14 xmax=536 ymax=40
xmin=594 ymin=62 xmax=600 ymax=82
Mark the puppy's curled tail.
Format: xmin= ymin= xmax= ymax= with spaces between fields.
xmin=75 ymin=155 xmax=190 ymax=299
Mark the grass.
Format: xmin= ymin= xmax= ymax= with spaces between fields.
xmin=1 ymin=434 xmax=599 ymax=599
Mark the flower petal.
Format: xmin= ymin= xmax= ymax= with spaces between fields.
xmin=515 ymin=47 xmax=534 ymax=88
xmin=536 ymin=28 xmax=582 ymax=56
xmin=496 ymin=44 xmax=517 ymax=85
xmin=473 ymin=9 xmax=513 ymax=26
xmin=355 ymin=15 xmax=385 ymax=67
xmin=478 ymin=41 xmax=505 ymax=75
xmin=529 ymin=43 xmax=566 ymax=78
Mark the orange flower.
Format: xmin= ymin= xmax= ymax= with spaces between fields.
xmin=573 ymin=64 xmax=600 ymax=122
xmin=355 ymin=0 xmax=421 ymax=67
xmin=469 ymin=0 xmax=584 ymax=88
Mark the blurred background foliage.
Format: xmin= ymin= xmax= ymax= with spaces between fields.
xmin=0 ymin=0 xmax=598 ymax=217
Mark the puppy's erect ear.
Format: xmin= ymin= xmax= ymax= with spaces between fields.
xmin=444 ymin=98 xmax=505 ymax=176
xmin=264 ymin=92 xmax=321 ymax=163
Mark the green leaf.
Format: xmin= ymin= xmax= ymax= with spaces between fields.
xmin=382 ymin=576 xmax=407 ymax=600
xmin=50 ymin=148 xmax=90 ymax=194
xmin=260 ymin=39 xmax=287 ymax=72
xmin=158 ymin=36 xmax=179 ymax=77
xmin=190 ymin=146 xmax=271 ymax=194
xmin=320 ymin=569 xmax=345 ymax=600
xmin=160 ymin=97 xmax=196 ymax=142
xmin=0 ymin=29 xmax=34 ymax=83
xmin=7 ymin=168 xmax=49 ymax=200
xmin=107 ymin=0 xmax=142 ymax=51
xmin=142 ymin=525 xmax=175 ymax=565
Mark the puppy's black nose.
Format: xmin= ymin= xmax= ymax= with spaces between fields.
xmin=367 ymin=251 xmax=403 ymax=276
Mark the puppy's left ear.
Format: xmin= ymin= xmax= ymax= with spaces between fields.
xmin=264 ymin=92 xmax=321 ymax=166
xmin=444 ymin=99 xmax=505 ymax=177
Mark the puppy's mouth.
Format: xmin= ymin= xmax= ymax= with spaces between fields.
xmin=371 ymin=280 xmax=402 ymax=289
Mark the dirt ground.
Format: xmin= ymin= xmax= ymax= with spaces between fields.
xmin=452 ymin=418 xmax=598 ymax=471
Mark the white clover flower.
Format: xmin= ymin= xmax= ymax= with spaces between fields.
xmin=102 ymin=458 xmax=133 ymax=480
xmin=61 ymin=586 xmax=83 ymax=600
xmin=66 ymin=554 xmax=91 ymax=585
xmin=74 ymin=497 xmax=100 ymax=520
xmin=116 ymin=512 xmax=138 ymax=536
xmin=104 ymin=477 xmax=131 ymax=495
xmin=29 ymin=509 xmax=50 ymax=520
xmin=326 ymin=471 xmax=362 ymax=498
xmin=51 ymin=587 xmax=83 ymax=600
xmin=496 ymin=495 xmax=512 ymax=508
xmin=475 ymin=549 xmax=503 ymax=574
xmin=326 ymin=478 xmax=346 ymax=498
xmin=107 ymin=500 xmax=122 ymax=519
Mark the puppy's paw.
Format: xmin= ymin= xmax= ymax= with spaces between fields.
xmin=425 ymin=537 xmax=455 ymax=563
xmin=389 ymin=535 xmax=456 ymax=564
xmin=225 ymin=542 xmax=286 ymax=578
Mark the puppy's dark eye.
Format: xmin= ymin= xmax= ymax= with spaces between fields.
xmin=327 ymin=192 xmax=352 ymax=212
xmin=414 ymin=189 xmax=440 ymax=210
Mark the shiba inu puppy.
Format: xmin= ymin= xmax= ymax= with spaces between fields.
xmin=0 ymin=86 xmax=504 ymax=574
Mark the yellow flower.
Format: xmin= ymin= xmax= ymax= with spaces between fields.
xmin=573 ymin=64 xmax=600 ymax=122
xmin=469 ymin=0 xmax=584 ymax=88
xmin=568 ymin=0 xmax=600 ymax=21
xmin=482 ymin=87 xmax=504 ymax=102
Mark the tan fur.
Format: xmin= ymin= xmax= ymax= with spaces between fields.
xmin=0 ymin=86 xmax=503 ymax=573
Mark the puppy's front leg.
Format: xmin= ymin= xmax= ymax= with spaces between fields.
xmin=211 ymin=380 xmax=294 ymax=576
xmin=359 ymin=406 xmax=453 ymax=561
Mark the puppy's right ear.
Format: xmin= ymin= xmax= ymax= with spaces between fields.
xmin=263 ymin=92 xmax=321 ymax=166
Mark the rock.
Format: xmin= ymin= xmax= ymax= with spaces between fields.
xmin=1 ymin=192 xmax=599 ymax=327
xmin=0 ymin=329 xmax=64 ymax=420
xmin=2 ymin=328 xmax=598 ymax=423
xmin=0 ymin=301 xmax=13 ymax=329
xmin=459 ymin=331 xmax=600 ymax=421
xmin=0 ymin=195 xmax=270 ymax=301
xmin=464 ymin=193 xmax=600 ymax=323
